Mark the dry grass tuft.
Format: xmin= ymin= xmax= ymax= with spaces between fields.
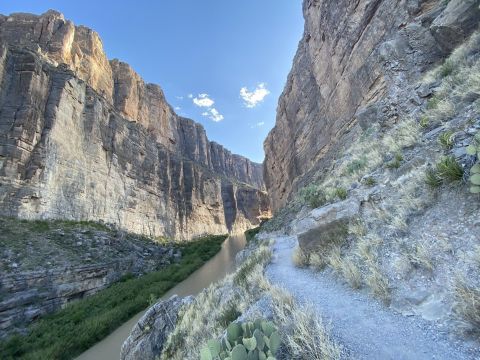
xmin=292 ymin=246 xmax=310 ymax=268
xmin=273 ymin=296 xmax=342 ymax=360
xmin=408 ymin=242 xmax=434 ymax=271
xmin=340 ymin=257 xmax=363 ymax=289
xmin=310 ymin=252 xmax=327 ymax=271
xmin=452 ymin=279 xmax=480 ymax=337
xmin=366 ymin=265 xmax=391 ymax=305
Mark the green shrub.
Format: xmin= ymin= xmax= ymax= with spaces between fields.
xmin=298 ymin=184 xmax=326 ymax=208
xmin=363 ymin=176 xmax=376 ymax=187
xmin=436 ymin=156 xmax=464 ymax=182
xmin=200 ymin=320 xmax=281 ymax=360
xmin=419 ymin=116 xmax=429 ymax=129
xmin=218 ymin=302 xmax=242 ymax=328
xmin=244 ymin=227 xmax=261 ymax=242
xmin=426 ymin=97 xmax=440 ymax=110
xmin=425 ymin=168 xmax=442 ymax=188
xmin=439 ymin=59 xmax=455 ymax=78
xmin=346 ymin=156 xmax=368 ymax=174
xmin=334 ymin=187 xmax=348 ymax=200
xmin=386 ymin=153 xmax=403 ymax=169
xmin=438 ymin=130 xmax=455 ymax=149
xmin=0 ymin=234 xmax=227 ymax=360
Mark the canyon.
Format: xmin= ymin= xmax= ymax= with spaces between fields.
xmin=0 ymin=10 xmax=269 ymax=240
xmin=264 ymin=0 xmax=480 ymax=211
xmin=1 ymin=1 xmax=480 ymax=359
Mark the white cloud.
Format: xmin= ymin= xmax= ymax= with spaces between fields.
xmin=175 ymin=106 xmax=181 ymax=111
xmin=250 ymin=121 xmax=265 ymax=128
xmin=193 ymin=93 xmax=215 ymax=107
xmin=201 ymin=107 xmax=224 ymax=122
xmin=240 ymin=83 xmax=270 ymax=108
xmin=176 ymin=96 xmax=184 ymax=100
xmin=188 ymin=94 xmax=193 ymax=99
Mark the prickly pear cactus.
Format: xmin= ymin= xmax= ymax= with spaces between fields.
xmin=200 ymin=319 xmax=281 ymax=360
xmin=467 ymin=132 xmax=480 ymax=194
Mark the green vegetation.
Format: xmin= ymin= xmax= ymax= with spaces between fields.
xmin=466 ymin=131 xmax=480 ymax=193
xmin=334 ymin=187 xmax=348 ymax=200
xmin=363 ymin=176 xmax=377 ymax=187
xmin=346 ymin=156 xmax=368 ymax=174
xmin=436 ymin=156 xmax=464 ymax=182
xmin=386 ymin=153 xmax=404 ymax=169
xmin=439 ymin=58 xmax=455 ymax=78
xmin=425 ymin=168 xmax=443 ymax=188
xmin=200 ymin=320 xmax=281 ymax=360
xmin=298 ymin=184 xmax=327 ymax=208
xmin=244 ymin=227 xmax=261 ymax=242
xmin=0 ymin=234 xmax=227 ymax=360
xmin=419 ymin=115 xmax=430 ymax=128
xmin=425 ymin=156 xmax=463 ymax=188
xmin=438 ymin=130 xmax=455 ymax=149
xmin=469 ymin=164 xmax=480 ymax=194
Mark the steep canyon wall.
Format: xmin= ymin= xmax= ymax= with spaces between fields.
xmin=264 ymin=0 xmax=480 ymax=211
xmin=0 ymin=10 xmax=269 ymax=240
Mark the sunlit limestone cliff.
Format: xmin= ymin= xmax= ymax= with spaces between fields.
xmin=0 ymin=10 xmax=270 ymax=240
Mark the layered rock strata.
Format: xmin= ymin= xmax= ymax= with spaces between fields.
xmin=0 ymin=10 xmax=269 ymax=239
xmin=264 ymin=0 xmax=480 ymax=211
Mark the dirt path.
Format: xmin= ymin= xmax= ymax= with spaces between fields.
xmin=266 ymin=235 xmax=480 ymax=360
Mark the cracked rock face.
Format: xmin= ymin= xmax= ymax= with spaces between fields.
xmin=263 ymin=0 xmax=480 ymax=211
xmin=120 ymin=295 xmax=193 ymax=360
xmin=0 ymin=11 xmax=270 ymax=240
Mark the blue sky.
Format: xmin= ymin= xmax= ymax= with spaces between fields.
xmin=0 ymin=1 xmax=304 ymax=163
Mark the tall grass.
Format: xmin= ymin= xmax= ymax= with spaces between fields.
xmin=0 ymin=235 xmax=227 ymax=360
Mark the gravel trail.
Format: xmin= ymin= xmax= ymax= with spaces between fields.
xmin=266 ymin=235 xmax=480 ymax=360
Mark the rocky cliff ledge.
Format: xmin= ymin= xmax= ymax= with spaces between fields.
xmin=264 ymin=0 xmax=480 ymax=211
xmin=0 ymin=10 xmax=269 ymax=239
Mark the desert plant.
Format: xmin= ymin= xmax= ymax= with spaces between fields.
xmin=469 ymin=164 xmax=480 ymax=194
xmin=341 ymin=257 xmax=362 ymax=289
xmin=298 ymin=184 xmax=327 ymax=208
xmin=439 ymin=58 xmax=455 ymax=78
xmin=347 ymin=156 xmax=368 ymax=174
xmin=425 ymin=168 xmax=442 ymax=188
xmin=309 ymin=252 xmax=326 ymax=271
xmin=279 ymin=304 xmax=341 ymax=360
xmin=386 ymin=153 xmax=403 ymax=169
xmin=292 ymin=246 xmax=309 ymax=268
xmin=426 ymin=96 xmax=440 ymax=110
xmin=366 ymin=266 xmax=391 ymax=305
xmin=419 ymin=115 xmax=429 ymax=128
xmin=466 ymin=132 xmax=480 ymax=193
xmin=363 ymin=176 xmax=376 ymax=187
xmin=438 ymin=130 xmax=455 ymax=149
xmin=452 ymin=280 xmax=480 ymax=336
xmin=435 ymin=156 xmax=464 ymax=182
xmin=200 ymin=319 xmax=281 ymax=360
xmin=334 ymin=187 xmax=348 ymax=200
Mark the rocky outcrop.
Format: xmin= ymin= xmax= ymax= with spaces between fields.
xmin=120 ymin=295 xmax=192 ymax=360
xmin=294 ymin=198 xmax=360 ymax=251
xmin=264 ymin=0 xmax=480 ymax=211
xmin=0 ymin=11 xmax=269 ymax=239
xmin=0 ymin=219 xmax=180 ymax=338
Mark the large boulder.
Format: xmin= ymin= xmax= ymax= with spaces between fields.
xmin=120 ymin=295 xmax=193 ymax=360
xmin=293 ymin=198 xmax=360 ymax=251
xmin=430 ymin=0 xmax=480 ymax=53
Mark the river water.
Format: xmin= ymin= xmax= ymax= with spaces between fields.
xmin=75 ymin=234 xmax=247 ymax=360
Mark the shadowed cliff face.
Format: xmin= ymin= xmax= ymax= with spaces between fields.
xmin=0 ymin=10 xmax=269 ymax=240
xmin=264 ymin=0 xmax=480 ymax=211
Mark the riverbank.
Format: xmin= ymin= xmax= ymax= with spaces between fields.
xmin=0 ymin=234 xmax=227 ymax=360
